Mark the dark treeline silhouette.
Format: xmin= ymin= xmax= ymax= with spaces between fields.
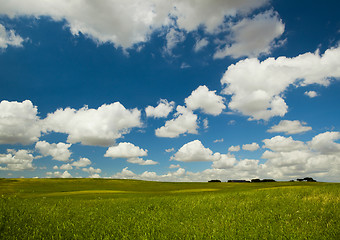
xmin=208 ymin=177 xmax=317 ymax=183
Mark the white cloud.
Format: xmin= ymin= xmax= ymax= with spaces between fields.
xmin=165 ymin=148 xmax=175 ymax=153
xmin=308 ymin=132 xmax=340 ymax=155
xmin=71 ymin=157 xmax=91 ymax=168
xmin=0 ymin=0 xmax=268 ymax=49
xmin=173 ymin=0 xmax=268 ymax=33
xmin=213 ymin=138 xmax=224 ymax=143
xmin=0 ymin=100 xmax=41 ymax=145
xmin=83 ymin=167 xmax=101 ymax=175
xmin=185 ymin=85 xmax=226 ymax=116
xmin=126 ymin=157 xmax=158 ymax=165
xmin=180 ymin=63 xmax=191 ymax=69
xmin=60 ymin=163 xmax=73 ymax=170
xmin=194 ymin=38 xmax=209 ymax=52
xmin=268 ymin=120 xmax=312 ymax=135
xmin=43 ymin=102 xmax=141 ymax=146
xmin=242 ymin=142 xmax=260 ymax=151
xmin=0 ymin=24 xmax=24 ymax=49
xmin=228 ymin=145 xmax=240 ymax=152
xmin=105 ymin=142 xmax=158 ymax=165
xmin=214 ymin=10 xmax=285 ymax=59
xmin=105 ymin=142 xmax=147 ymax=159
xmin=111 ymin=132 xmax=340 ymax=182
xmin=169 ymin=164 xmax=180 ymax=169
xmin=211 ymin=153 xmax=237 ymax=169
xmin=47 ymin=171 xmax=72 ymax=178
xmin=304 ymin=91 xmax=318 ymax=98
xmin=221 ymin=45 xmax=340 ymax=120
xmin=171 ymin=140 xmax=217 ymax=162
xmin=203 ymin=118 xmax=209 ymax=129
xmin=145 ymin=99 xmax=175 ymax=118
xmin=263 ymin=136 xmax=307 ymax=152
xmin=155 ymin=106 xmax=198 ymax=138
xmin=164 ymin=28 xmax=185 ymax=55
xmin=35 ymin=141 xmax=72 ymax=161
xmin=53 ymin=165 xmax=58 ymax=170
xmin=0 ymin=149 xmax=35 ymax=171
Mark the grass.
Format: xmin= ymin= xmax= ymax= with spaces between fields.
xmin=0 ymin=178 xmax=339 ymax=239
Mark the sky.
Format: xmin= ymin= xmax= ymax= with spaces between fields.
xmin=0 ymin=0 xmax=339 ymax=182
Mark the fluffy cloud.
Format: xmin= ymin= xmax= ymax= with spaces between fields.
xmin=268 ymin=120 xmax=312 ymax=135
xmin=171 ymin=140 xmax=217 ymax=162
xmin=169 ymin=164 xmax=180 ymax=169
xmin=46 ymin=171 xmax=72 ymax=178
xmin=35 ymin=141 xmax=72 ymax=161
xmin=71 ymin=157 xmax=91 ymax=168
xmin=194 ymin=38 xmax=209 ymax=52
xmin=0 ymin=149 xmax=35 ymax=171
xmin=165 ymin=148 xmax=175 ymax=153
xmin=0 ymin=0 xmax=268 ymax=49
xmin=43 ymin=102 xmax=141 ymax=146
xmin=304 ymin=91 xmax=318 ymax=98
xmin=0 ymin=100 xmax=41 ymax=145
xmin=211 ymin=153 xmax=237 ymax=169
xmin=214 ymin=10 xmax=285 ymax=59
xmin=228 ymin=145 xmax=240 ymax=152
xmin=213 ymin=138 xmax=224 ymax=143
xmin=221 ymin=45 xmax=340 ymax=120
xmin=155 ymin=106 xmax=198 ymax=138
xmin=242 ymin=143 xmax=260 ymax=151
xmin=145 ymin=99 xmax=175 ymax=118
xmin=308 ymin=132 xmax=340 ymax=155
xmin=0 ymin=24 xmax=24 ymax=49
xmin=83 ymin=167 xmax=101 ymax=174
xmin=164 ymin=28 xmax=185 ymax=55
xmin=262 ymin=136 xmax=307 ymax=152
xmin=185 ymin=85 xmax=226 ymax=116
xmin=260 ymin=132 xmax=340 ymax=181
xmin=105 ymin=142 xmax=147 ymax=158
xmin=105 ymin=142 xmax=157 ymax=165
xmin=60 ymin=163 xmax=73 ymax=170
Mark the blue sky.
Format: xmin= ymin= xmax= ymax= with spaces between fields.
xmin=0 ymin=0 xmax=339 ymax=181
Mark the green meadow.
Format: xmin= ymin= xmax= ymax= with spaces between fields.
xmin=0 ymin=178 xmax=339 ymax=239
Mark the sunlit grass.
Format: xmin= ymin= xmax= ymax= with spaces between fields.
xmin=0 ymin=179 xmax=339 ymax=239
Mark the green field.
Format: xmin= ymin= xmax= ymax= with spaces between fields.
xmin=0 ymin=178 xmax=339 ymax=239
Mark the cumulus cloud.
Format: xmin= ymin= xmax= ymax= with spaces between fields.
xmin=60 ymin=163 xmax=73 ymax=170
xmin=35 ymin=141 xmax=72 ymax=161
xmin=105 ymin=142 xmax=158 ymax=165
xmin=155 ymin=106 xmax=198 ymax=138
xmin=169 ymin=164 xmax=180 ymax=169
xmin=228 ymin=145 xmax=240 ymax=152
xmin=46 ymin=171 xmax=72 ymax=178
xmin=211 ymin=153 xmax=237 ymax=169
xmin=0 ymin=149 xmax=35 ymax=171
xmin=171 ymin=140 xmax=217 ymax=162
xmin=213 ymin=138 xmax=224 ymax=143
xmin=221 ymin=45 xmax=340 ymax=120
xmin=0 ymin=0 xmax=268 ymax=50
xmin=260 ymin=132 xmax=340 ymax=181
xmin=185 ymin=85 xmax=226 ymax=116
xmin=304 ymin=91 xmax=318 ymax=98
xmin=71 ymin=157 xmax=91 ymax=168
xmin=42 ymin=102 xmax=141 ymax=146
xmin=214 ymin=10 xmax=285 ymax=59
xmin=262 ymin=136 xmax=307 ymax=152
xmin=0 ymin=24 xmax=24 ymax=49
xmin=165 ymin=148 xmax=175 ymax=153
xmin=164 ymin=28 xmax=185 ymax=55
xmin=145 ymin=99 xmax=175 ymax=118
xmin=0 ymin=100 xmax=41 ymax=145
xmin=268 ymin=120 xmax=312 ymax=135
xmin=308 ymin=132 xmax=340 ymax=155
xmin=83 ymin=167 xmax=101 ymax=174
xmin=194 ymin=38 xmax=209 ymax=52
xmin=242 ymin=142 xmax=260 ymax=151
